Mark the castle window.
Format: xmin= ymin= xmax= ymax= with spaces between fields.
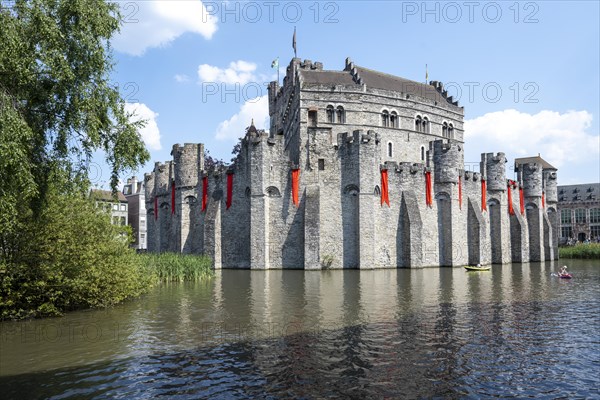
xmin=318 ymin=159 xmax=325 ymax=171
xmin=422 ymin=117 xmax=430 ymax=134
xmin=561 ymin=209 xmax=572 ymax=224
xmin=308 ymin=110 xmax=317 ymax=127
xmin=561 ymin=226 xmax=573 ymax=238
xmin=590 ymin=208 xmax=600 ymax=223
xmin=390 ymin=111 xmax=398 ymax=128
xmin=387 ymin=142 xmax=393 ymax=158
xmin=326 ymin=105 xmax=334 ymax=123
xmin=421 ymin=146 xmax=425 ymax=161
xmin=448 ymin=123 xmax=454 ymax=138
xmin=442 ymin=122 xmax=448 ymax=138
xmin=336 ymin=106 xmax=345 ymax=123
xmin=415 ymin=115 xmax=422 ymax=132
xmin=575 ymin=208 xmax=586 ymax=224
xmin=382 ymin=110 xmax=390 ymax=127
xmin=591 ymin=225 xmax=600 ymax=239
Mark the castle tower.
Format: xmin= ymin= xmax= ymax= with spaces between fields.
xmin=432 ymin=140 xmax=466 ymax=266
xmin=172 ymin=143 xmax=204 ymax=253
xmin=144 ymin=172 xmax=156 ymax=252
xmin=153 ymin=161 xmax=172 ymax=253
xmin=543 ymin=166 xmax=559 ymax=260
xmin=481 ymin=152 xmax=511 ymax=264
xmin=519 ymin=161 xmax=545 ymax=261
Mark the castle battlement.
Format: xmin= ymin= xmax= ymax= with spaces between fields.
xmin=144 ymin=57 xmax=558 ymax=269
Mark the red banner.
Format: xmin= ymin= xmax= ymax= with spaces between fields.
xmin=154 ymin=196 xmax=158 ymax=220
xmin=507 ymin=181 xmax=514 ymax=215
xmin=458 ymin=175 xmax=462 ymax=210
xmin=291 ymin=169 xmax=300 ymax=207
xmin=481 ymin=179 xmax=487 ymax=211
xmin=202 ymin=176 xmax=208 ymax=212
xmin=171 ymin=180 xmax=176 ymax=215
xmin=226 ymin=173 xmax=233 ymax=210
xmin=381 ymin=169 xmax=390 ymax=207
xmin=519 ymin=187 xmax=525 ymax=215
xmin=425 ymin=171 xmax=432 ymax=207
xmin=542 ymin=191 xmax=545 ymax=209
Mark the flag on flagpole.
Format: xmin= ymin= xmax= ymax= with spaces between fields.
xmin=292 ymin=27 xmax=297 ymax=58
xmin=271 ymin=57 xmax=279 ymax=69
xmin=425 ymin=64 xmax=428 ymax=83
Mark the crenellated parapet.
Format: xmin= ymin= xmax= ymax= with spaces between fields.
xmin=544 ymin=170 xmax=558 ymax=203
xmin=432 ymin=140 xmax=462 ymax=184
xmin=172 ymin=143 xmax=204 ymax=188
xmin=520 ymin=162 xmax=543 ymax=198
xmin=481 ymin=152 xmax=507 ymax=191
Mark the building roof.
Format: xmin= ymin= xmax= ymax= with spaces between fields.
xmin=514 ymin=155 xmax=557 ymax=170
xmin=354 ymin=66 xmax=448 ymax=104
xmin=557 ymin=183 xmax=600 ymax=203
xmin=299 ymin=63 xmax=452 ymax=105
xmin=90 ymin=189 xmax=127 ymax=203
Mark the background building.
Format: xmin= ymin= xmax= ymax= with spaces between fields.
xmin=123 ymin=177 xmax=147 ymax=250
xmin=90 ymin=189 xmax=128 ymax=226
xmin=557 ymin=183 xmax=600 ymax=244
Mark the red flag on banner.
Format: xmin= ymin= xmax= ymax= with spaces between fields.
xmin=291 ymin=169 xmax=300 ymax=207
xmin=226 ymin=173 xmax=233 ymax=210
xmin=507 ymin=181 xmax=515 ymax=215
xmin=519 ymin=186 xmax=525 ymax=215
xmin=381 ymin=169 xmax=390 ymax=207
xmin=481 ymin=179 xmax=487 ymax=211
xmin=458 ymin=175 xmax=462 ymax=210
xmin=425 ymin=171 xmax=433 ymax=207
xmin=171 ymin=180 xmax=176 ymax=215
xmin=202 ymin=176 xmax=208 ymax=212
xmin=154 ymin=196 xmax=158 ymax=220
xmin=542 ymin=191 xmax=545 ymax=209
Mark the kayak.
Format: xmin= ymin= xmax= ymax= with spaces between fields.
xmin=559 ymin=273 xmax=573 ymax=279
xmin=464 ymin=265 xmax=491 ymax=271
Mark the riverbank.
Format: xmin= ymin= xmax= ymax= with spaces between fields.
xmin=559 ymin=243 xmax=600 ymax=259
xmin=141 ymin=253 xmax=214 ymax=282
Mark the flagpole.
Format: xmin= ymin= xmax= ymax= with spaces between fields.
xmin=425 ymin=63 xmax=428 ymax=84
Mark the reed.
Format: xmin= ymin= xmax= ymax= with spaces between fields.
xmin=559 ymin=243 xmax=600 ymax=259
xmin=139 ymin=253 xmax=214 ymax=282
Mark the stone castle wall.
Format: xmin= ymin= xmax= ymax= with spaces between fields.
xmin=144 ymin=58 xmax=558 ymax=269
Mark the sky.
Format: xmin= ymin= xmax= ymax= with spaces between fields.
xmin=95 ymin=0 xmax=600 ymax=188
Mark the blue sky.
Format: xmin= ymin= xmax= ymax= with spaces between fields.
xmin=97 ymin=0 xmax=600 ymax=188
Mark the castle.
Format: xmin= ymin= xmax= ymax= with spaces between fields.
xmin=144 ymin=57 xmax=559 ymax=269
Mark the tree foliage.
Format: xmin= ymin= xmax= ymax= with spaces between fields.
xmin=0 ymin=0 xmax=152 ymax=318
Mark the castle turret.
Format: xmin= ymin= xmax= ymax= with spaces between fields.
xmin=153 ymin=161 xmax=172 ymax=252
xmin=433 ymin=140 xmax=462 ymax=183
xmin=482 ymin=152 xmax=507 ymax=191
xmin=516 ymin=159 xmax=545 ymax=261
xmin=144 ymin=172 xmax=156 ymax=252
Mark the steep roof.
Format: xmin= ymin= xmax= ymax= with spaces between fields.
xmin=354 ymin=66 xmax=447 ymax=104
xmin=300 ymin=70 xmax=356 ymax=86
xmin=90 ymin=189 xmax=127 ymax=203
xmin=557 ymin=183 xmax=600 ymax=203
xmin=514 ymin=155 xmax=557 ymax=170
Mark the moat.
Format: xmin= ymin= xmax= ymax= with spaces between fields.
xmin=1 ymin=260 xmax=598 ymax=398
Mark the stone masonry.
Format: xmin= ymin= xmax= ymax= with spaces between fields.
xmin=144 ymin=57 xmax=559 ymax=269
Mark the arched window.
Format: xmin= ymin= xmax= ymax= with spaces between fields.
xmin=336 ymin=106 xmax=345 ymax=123
xmin=422 ymin=116 xmax=430 ymax=134
xmin=415 ymin=115 xmax=422 ymax=132
xmin=448 ymin=123 xmax=454 ymax=138
xmin=421 ymin=146 xmax=425 ymax=161
xmin=442 ymin=122 xmax=448 ymax=138
xmin=388 ymin=142 xmax=393 ymax=157
xmin=390 ymin=111 xmax=398 ymax=128
xmin=382 ymin=110 xmax=390 ymax=127
xmin=326 ymin=105 xmax=334 ymax=123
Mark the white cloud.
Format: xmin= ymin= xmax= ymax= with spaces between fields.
xmin=198 ymin=60 xmax=258 ymax=85
xmin=215 ymin=96 xmax=269 ymax=141
xmin=464 ymin=109 xmax=598 ymax=170
xmin=125 ymin=103 xmax=162 ymax=151
xmin=113 ymin=1 xmax=217 ymax=56
xmin=174 ymin=74 xmax=190 ymax=83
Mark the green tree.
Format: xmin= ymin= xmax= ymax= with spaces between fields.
xmin=0 ymin=0 xmax=152 ymax=318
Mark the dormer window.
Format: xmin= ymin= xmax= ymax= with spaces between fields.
xmin=382 ymin=110 xmax=390 ymax=127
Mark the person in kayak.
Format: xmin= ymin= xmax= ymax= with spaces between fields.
xmin=559 ymin=266 xmax=568 ymax=276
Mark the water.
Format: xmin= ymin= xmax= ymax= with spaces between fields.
xmin=1 ymin=260 xmax=599 ymax=399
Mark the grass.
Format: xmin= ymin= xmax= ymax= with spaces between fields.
xmin=139 ymin=253 xmax=214 ymax=282
xmin=559 ymin=243 xmax=600 ymax=259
